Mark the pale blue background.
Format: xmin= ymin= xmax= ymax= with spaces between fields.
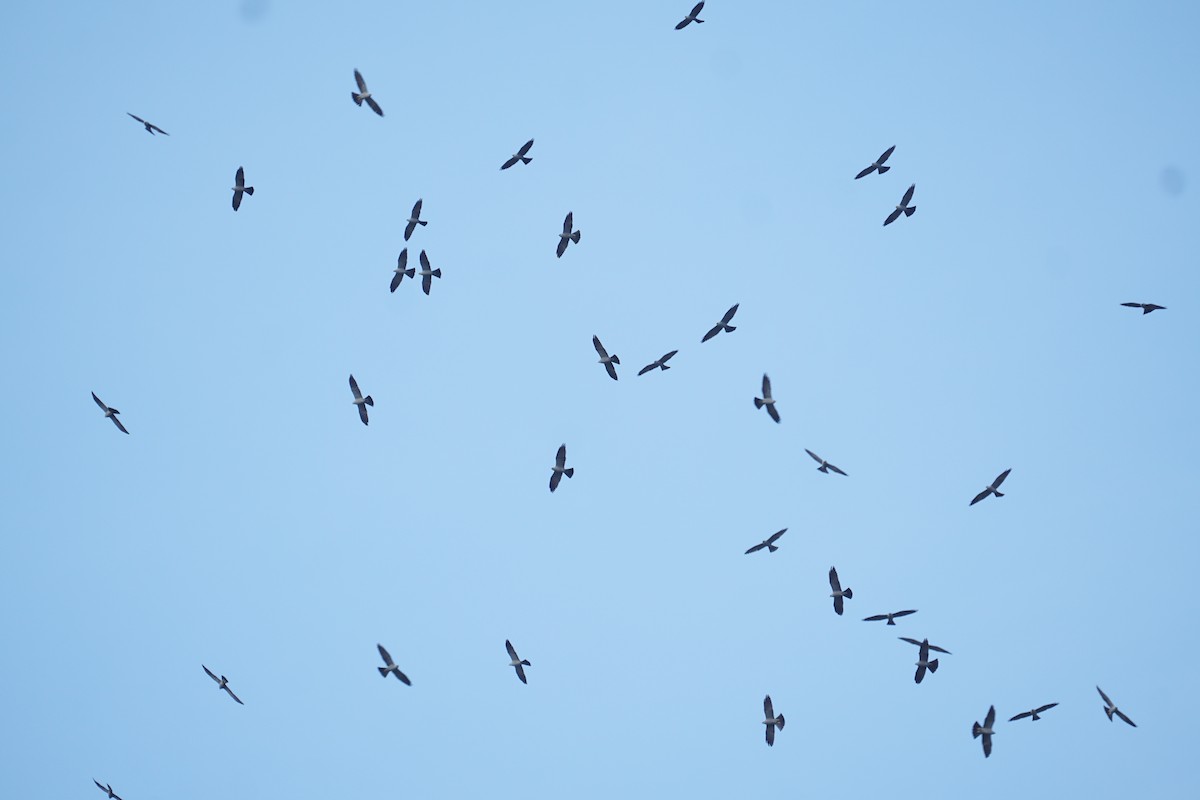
xmin=1 ymin=1 xmax=1197 ymax=797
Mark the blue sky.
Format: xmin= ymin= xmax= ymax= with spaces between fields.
xmin=1 ymin=1 xmax=1198 ymax=797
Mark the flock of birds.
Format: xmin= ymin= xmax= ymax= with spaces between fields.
xmin=82 ymin=5 xmax=1172 ymax=795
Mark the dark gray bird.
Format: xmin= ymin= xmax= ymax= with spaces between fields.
xmin=501 ymin=138 xmax=534 ymax=170
xmin=1009 ymin=703 xmax=1058 ymax=722
xmin=593 ymin=336 xmax=620 ymax=380
xmin=828 ymin=567 xmax=852 ymax=615
xmin=1121 ymin=302 xmax=1166 ymax=315
xmin=899 ymin=636 xmax=952 ymax=655
xmin=126 ymin=112 xmax=168 ymax=136
xmin=390 ymin=248 xmax=415 ymax=292
xmin=762 ymin=694 xmax=785 ymax=746
xmin=231 ymin=166 xmax=254 ymax=211
xmin=970 ymin=468 xmax=1012 ymax=506
xmin=202 ymin=665 xmax=244 ymax=705
xmin=913 ymin=638 xmax=940 ymax=684
xmin=349 ymin=374 xmax=374 ymax=425
xmin=352 ymin=69 xmax=384 ymax=116
xmin=377 ymin=644 xmax=411 ymax=685
xmin=1097 ymin=686 xmax=1136 ymax=727
xmin=883 ymin=183 xmax=916 ymax=226
xmin=93 ymin=780 xmax=123 ymax=800
xmin=549 ymin=444 xmax=574 ymax=492
xmin=91 ymin=392 xmax=129 ymax=434
xmin=417 ymin=250 xmax=441 ymax=295
xmin=505 ymin=640 xmax=531 ymax=684
xmin=973 ymin=705 xmax=996 ymax=757
xmin=638 ymin=350 xmax=678 ymax=376
xmin=701 ymin=303 xmax=738 ymax=342
xmin=556 ymin=212 xmax=581 ymax=258
xmin=754 ymin=374 xmax=780 ymax=423
xmin=855 ymin=145 xmax=894 ymax=179
xmin=745 ymin=528 xmax=786 ymax=555
xmin=676 ymin=1 xmax=705 ymax=29
xmin=862 ymin=609 xmax=917 ymax=625
xmin=404 ymin=199 xmax=427 ymax=241
xmin=804 ymin=449 xmax=846 ymax=475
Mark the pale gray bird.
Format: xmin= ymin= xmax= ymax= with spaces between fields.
xmin=352 ymin=69 xmax=384 ymax=116
xmin=855 ymin=145 xmax=894 ymax=179
xmin=899 ymin=636 xmax=952 ymax=655
xmin=754 ymin=374 xmax=780 ymax=423
xmin=376 ymin=644 xmax=411 ymax=685
xmin=417 ymin=250 xmax=441 ymax=295
xmin=1009 ymin=703 xmax=1058 ymax=722
xmin=501 ymin=138 xmax=534 ymax=170
xmin=862 ymin=610 xmax=917 ymax=625
xmin=676 ymin=1 xmax=705 ymax=29
xmin=762 ymin=694 xmax=785 ymax=746
xmin=593 ymin=335 xmax=620 ymax=380
xmin=404 ymin=199 xmax=427 ymax=241
xmin=745 ymin=528 xmax=786 ymax=555
xmin=93 ymin=780 xmax=123 ymax=800
xmin=91 ymin=392 xmax=129 ymax=434
xmin=126 ymin=112 xmax=167 ymax=136
xmin=231 ymin=166 xmax=254 ymax=211
xmin=638 ymin=350 xmax=678 ymax=376
xmin=883 ymin=184 xmax=916 ymax=226
xmin=390 ymin=248 xmax=415 ymax=292
xmin=1097 ymin=686 xmax=1136 ymax=727
xmin=1121 ymin=302 xmax=1166 ymax=315
xmin=913 ymin=638 xmax=939 ymax=684
xmin=701 ymin=303 xmax=738 ymax=342
xmin=506 ymin=640 xmax=531 ymax=684
xmin=556 ymin=212 xmax=581 ymax=258
xmin=549 ymin=444 xmax=574 ymax=492
xmin=828 ymin=567 xmax=852 ymax=615
xmin=349 ymin=374 xmax=374 ymax=425
xmin=804 ymin=449 xmax=846 ymax=475
xmin=972 ymin=705 xmax=996 ymax=757
xmin=970 ymin=468 xmax=1012 ymax=506
xmin=202 ymin=665 xmax=244 ymax=705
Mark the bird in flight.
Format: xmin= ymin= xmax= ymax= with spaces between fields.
xmin=761 ymin=694 xmax=785 ymax=746
xmin=126 ymin=112 xmax=168 ymax=136
xmin=231 ymin=166 xmax=254 ymax=211
xmin=862 ymin=609 xmax=917 ymax=626
xmin=972 ymin=705 xmax=996 ymax=757
xmin=744 ymin=528 xmax=786 ymax=555
xmin=390 ymin=248 xmax=415 ymax=292
xmin=855 ymin=145 xmax=894 ymax=179
xmin=417 ymin=250 xmax=442 ymax=295
xmin=913 ymin=638 xmax=940 ymax=684
xmin=592 ymin=336 xmax=620 ymax=380
xmin=349 ymin=374 xmax=374 ymax=425
xmin=898 ymin=636 xmax=952 ymax=655
xmin=1097 ymin=686 xmax=1136 ymax=727
xmin=1121 ymin=302 xmax=1166 ymax=315
xmin=351 ymin=69 xmax=384 ymax=116
xmin=754 ymin=374 xmax=780 ymax=423
xmin=377 ymin=644 xmax=411 ymax=685
xmin=505 ymin=640 xmax=531 ymax=684
xmin=828 ymin=567 xmax=853 ymax=615
xmin=550 ymin=444 xmax=574 ymax=492
xmin=638 ymin=350 xmax=678 ymax=376
xmin=404 ymin=199 xmax=427 ymax=241
xmin=91 ymin=392 xmax=129 ymax=434
xmin=701 ymin=303 xmax=738 ymax=342
xmin=557 ymin=212 xmax=581 ymax=258
xmin=501 ymin=138 xmax=534 ymax=170
xmin=202 ymin=665 xmax=244 ymax=705
xmin=883 ymin=184 xmax=916 ymax=226
xmin=93 ymin=780 xmax=123 ymax=800
xmin=676 ymin=1 xmax=705 ymax=29
xmin=1009 ymin=703 xmax=1058 ymax=722
xmin=970 ymin=468 xmax=1012 ymax=506
xmin=804 ymin=449 xmax=846 ymax=475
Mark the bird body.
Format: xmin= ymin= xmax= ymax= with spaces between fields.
xmin=804 ymin=448 xmax=846 ymax=475
xmin=1121 ymin=302 xmax=1166 ymax=315
xmin=863 ymin=609 xmax=917 ymax=625
xmin=404 ymin=199 xmax=427 ymax=241
xmin=550 ymin=444 xmax=574 ymax=492
xmin=349 ymin=374 xmax=374 ymax=425
xmin=417 ymin=250 xmax=442 ymax=295
xmin=202 ymin=665 xmax=244 ymax=705
xmin=755 ymin=374 xmax=780 ymax=423
xmin=1010 ymin=703 xmax=1058 ymax=722
xmin=377 ymin=644 xmax=411 ymax=685
xmin=913 ymin=638 xmax=939 ymax=684
xmin=701 ymin=303 xmax=738 ymax=342
xmin=970 ymin=468 xmax=1012 ymax=506
xmin=390 ymin=249 xmax=415 ymax=292
xmin=593 ymin=336 xmax=620 ymax=380
xmin=676 ymin=2 xmax=705 ymax=29
xmin=762 ymin=694 xmax=785 ymax=746
xmin=1097 ymin=686 xmax=1136 ymax=727
xmin=883 ymin=184 xmax=916 ymax=225
xmin=231 ymin=166 xmax=254 ymax=211
xmin=94 ymin=780 xmax=123 ymax=800
xmin=506 ymin=640 xmax=531 ymax=684
xmin=745 ymin=528 xmax=786 ymax=555
xmin=828 ymin=566 xmax=852 ymax=615
xmin=557 ymin=212 xmax=581 ymax=258
xmin=127 ymin=112 xmax=168 ymax=135
xmin=638 ymin=350 xmax=678 ymax=375
xmin=91 ymin=392 xmax=129 ymax=434
xmin=855 ymin=145 xmax=894 ymax=179
xmin=501 ymin=139 xmax=534 ymax=169
xmin=352 ymin=69 xmax=384 ymax=116
xmin=973 ymin=705 xmax=996 ymax=757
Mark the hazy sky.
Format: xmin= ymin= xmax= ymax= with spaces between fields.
xmin=1 ymin=1 xmax=1198 ymax=798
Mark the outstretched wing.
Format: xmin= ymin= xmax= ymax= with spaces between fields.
xmin=358 ymin=401 xmax=370 ymax=425
xmin=506 ymin=640 xmax=518 ymax=661
xmin=556 ymin=236 xmax=569 ymax=258
xmin=562 ymin=212 xmax=574 ymax=235
xmin=721 ymin=303 xmax=739 ymax=325
xmin=354 ymin=69 xmax=368 ymax=93
xmin=92 ymin=392 xmax=108 ymax=411
xmin=804 ymin=449 xmax=822 ymax=465
xmin=349 ymin=374 xmax=362 ymax=400
xmin=411 ymin=198 xmax=423 ymax=219
xmin=514 ymin=663 xmax=527 ymax=684
xmin=1114 ymin=708 xmax=1136 ymax=727
xmin=701 ymin=323 xmax=722 ymax=342
xmin=828 ymin=567 xmax=841 ymax=593
xmin=592 ymin=336 xmax=609 ymax=360
xmin=1120 ymin=302 xmax=1143 ymax=308
xmin=763 ymin=695 xmax=774 ymax=719
xmin=766 ymin=404 xmax=781 ymax=424
xmin=984 ymin=705 xmax=996 ymax=728
xmin=981 ymin=732 xmax=992 ymax=757
xmin=555 ymin=444 xmax=567 ymax=468
xmin=223 ymin=685 xmax=244 ymax=705
xmin=1035 ymin=702 xmax=1059 ymax=715
xmin=549 ymin=471 xmax=562 ymax=492
xmin=394 ymin=669 xmax=412 ymax=686
xmin=500 ymin=155 xmax=519 ymax=170
xmin=969 ymin=487 xmax=990 ymax=506
xmin=901 ymin=183 xmax=915 ymax=206
xmin=863 ymin=614 xmax=889 ymax=622
xmin=892 ymin=609 xmax=917 ymax=619
xmin=927 ymin=643 xmax=952 ymax=655
xmin=992 ymin=468 xmax=1012 ymax=489
xmin=365 ymin=96 xmax=384 ymax=117
xmin=766 ymin=528 xmax=786 ymax=545
xmin=1009 ymin=710 xmax=1033 ymax=722
xmin=877 ymin=145 xmax=896 ymax=165
xmin=127 ymin=112 xmax=146 ymax=125
xmin=884 ymin=207 xmax=903 ymax=226
xmin=203 ymin=665 xmax=220 ymax=683
xmin=762 ymin=373 xmax=772 ymax=398
xmin=150 ymin=123 xmax=168 ymax=136
xmin=854 ymin=164 xmax=876 ymax=180
xmin=111 ymin=415 xmax=130 ymax=434
xmin=827 ymin=462 xmax=847 ymax=476
xmin=899 ymin=637 xmax=922 ymax=647
xmin=518 ymin=138 xmax=534 ymax=157
xmin=235 ymin=166 xmax=245 ymax=189
xmin=377 ymin=643 xmax=393 ymax=666
xmin=744 ymin=541 xmax=766 ymax=554
xmin=638 ymin=361 xmax=658 ymax=376
xmin=833 ymin=594 xmax=844 ymax=615
xmin=660 ymin=350 xmax=678 ymax=364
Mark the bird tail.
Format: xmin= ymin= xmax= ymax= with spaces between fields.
xmin=570 ymin=230 xmax=581 ymax=244
xmin=1105 ymin=707 xmax=1115 ymax=721
xmin=520 ymin=156 xmax=532 ymax=165
xmin=521 ymin=659 xmax=531 ymax=666
xmin=886 ymin=618 xmax=896 ymax=625
xmin=365 ymin=396 xmax=374 ymax=407
xmin=725 ymin=324 xmax=736 ymax=333
xmin=109 ymin=407 xmax=120 ymax=415
xmin=754 ymin=397 xmax=765 ymax=409
xmin=928 ymin=659 xmax=939 ymax=673
xmin=1142 ymin=307 xmax=1152 ymax=314
xmin=404 ymin=269 xmax=415 ymax=278
xmin=776 ymin=714 xmax=784 ymax=730
xmin=418 ymin=220 xmax=428 ymax=227
xmin=993 ymin=490 xmax=1004 ymax=498
xmin=661 ymin=364 xmax=670 ymax=371
xmin=843 ymin=588 xmax=853 ymax=599
xmin=904 ymin=205 xmax=916 ymax=216
xmin=696 ymin=18 xmax=705 ymax=24
xmin=972 ymin=722 xmax=982 ymax=738
xmin=818 ymin=465 xmax=829 ymax=473
xmin=767 ymin=543 xmax=778 ymax=553
xmin=353 ymin=92 xmax=364 ymax=105
xmin=244 ymin=186 xmax=254 ymax=196
xmin=432 ymin=269 xmax=442 ymax=278
xmin=378 ymin=666 xmax=390 ymax=677
xmin=564 ymin=468 xmax=575 ymax=479
xmin=877 ymin=165 xmax=891 ymax=174
xmin=611 ymin=355 xmax=620 ymax=365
